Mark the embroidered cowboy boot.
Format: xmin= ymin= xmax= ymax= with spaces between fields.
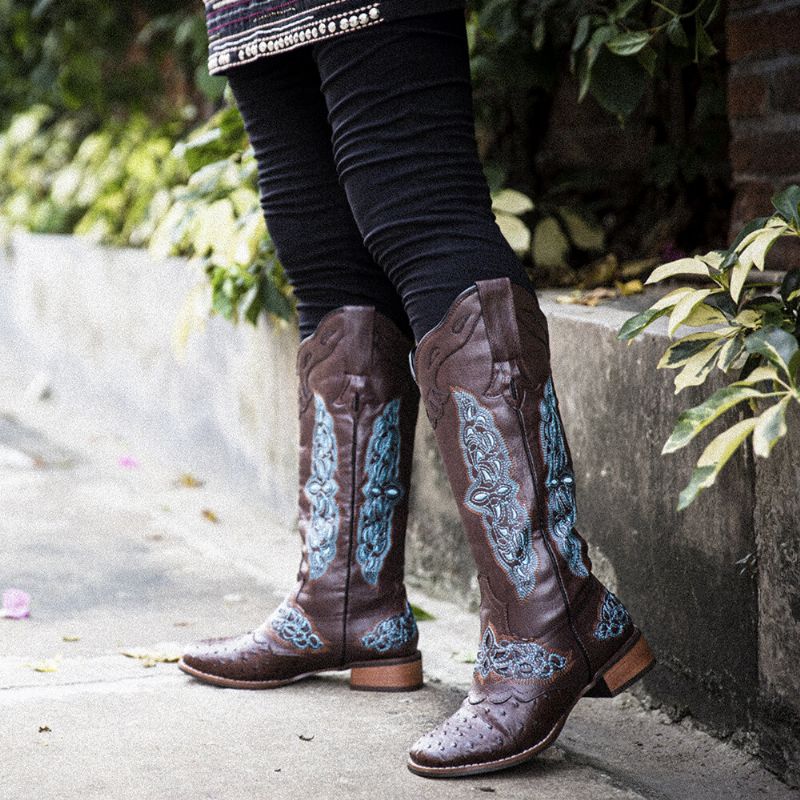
xmin=407 ymin=277 xmax=654 ymax=776
xmin=179 ymin=306 xmax=423 ymax=691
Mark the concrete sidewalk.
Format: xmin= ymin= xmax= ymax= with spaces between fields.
xmin=0 ymin=344 xmax=795 ymax=800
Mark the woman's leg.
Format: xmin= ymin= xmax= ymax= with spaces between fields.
xmin=225 ymin=49 xmax=413 ymax=341
xmin=310 ymin=9 xmax=534 ymax=342
xmin=180 ymin=50 xmax=425 ymax=691
xmin=309 ymin=13 xmax=654 ymax=777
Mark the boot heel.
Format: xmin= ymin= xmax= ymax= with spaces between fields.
xmin=350 ymin=653 xmax=423 ymax=692
xmin=592 ymin=634 xmax=655 ymax=697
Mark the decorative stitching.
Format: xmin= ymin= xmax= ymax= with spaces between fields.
xmin=594 ymin=590 xmax=630 ymax=640
xmin=539 ymin=377 xmax=587 ymax=577
xmin=454 ymin=389 xmax=537 ymax=599
xmin=476 ymin=625 xmax=567 ymax=681
xmin=304 ymin=393 xmax=339 ymax=579
xmin=270 ymin=604 xmax=324 ymax=650
xmin=356 ymin=398 xmax=404 ymax=585
xmin=361 ymin=602 xmax=417 ymax=652
xmin=207 ymin=3 xmax=382 ymax=74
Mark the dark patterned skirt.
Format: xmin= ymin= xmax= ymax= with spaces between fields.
xmin=204 ymin=0 xmax=466 ymax=75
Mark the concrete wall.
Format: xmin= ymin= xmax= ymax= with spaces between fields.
xmin=0 ymin=232 xmax=797 ymax=785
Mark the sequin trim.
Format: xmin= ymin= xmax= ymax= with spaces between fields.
xmin=206 ymin=1 xmax=383 ymax=74
xmin=539 ymin=377 xmax=587 ymax=577
xmin=270 ymin=604 xmax=324 ymax=650
xmin=594 ymin=590 xmax=631 ymax=640
xmin=361 ymin=602 xmax=417 ymax=653
xmin=304 ymin=393 xmax=339 ymax=580
xmin=476 ymin=625 xmax=567 ymax=681
xmin=454 ymin=389 xmax=537 ymax=599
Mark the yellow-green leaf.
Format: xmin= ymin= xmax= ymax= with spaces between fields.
xmin=668 ymin=289 xmax=713 ymax=335
xmin=646 ymin=258 xmax=709 ymax=285
xmin=673 ymin=339 xmax=726 ymax=393
xmin=496 ymin=213 xmax=531 ymax=256
xmin=491 ymin=189 xmax=534 ymax=216
xmin=663 ymin=384 xmax=766 ymax=453
xmin=677 ymin=417 xmax=759 ymax=510
xmin=752 ymin=396 xmax=790 ymax=458
xmin=532 ymin=216 xmax=569 ymax=267
xmin=559 ymin=208 xmax=605 ymax=251
xmin=738 ymin=224 xmax=788 ymax=271
xmin=729 ymin=259 xmax=751 ymax=303
xmin=657 ymin=331 xmax=732 ymax=370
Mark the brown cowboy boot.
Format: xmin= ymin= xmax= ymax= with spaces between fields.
xmin=407 ymin=277 xmax=654 ymax=776
xmin=179 ymin=306 xmax=423 ymax=691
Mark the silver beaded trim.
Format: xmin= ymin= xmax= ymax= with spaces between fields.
xmin=208 ymin=2 xmax=383 ymax=74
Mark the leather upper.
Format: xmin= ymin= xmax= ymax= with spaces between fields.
xmin=183 ymin=306 xmax=421 ymax=682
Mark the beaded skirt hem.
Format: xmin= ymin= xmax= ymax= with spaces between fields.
xmin=204 ymin=0 xmax=466 ymax=74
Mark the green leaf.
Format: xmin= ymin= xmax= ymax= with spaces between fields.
xmin=658 ymin=331 xmax=731 ymax=370
xmin=771 ymin=184 xmax=800 ymax=229
xmin=673 ymin=338 xmax=727 ymax=393
xmin=663 ymin=384 xmax=766 ymax=454
xmin=619 ymin=306 xmax=671 ymax=340
xmin=578 ymin=26 xmax=616 ymax=102
xmin=745 ymin=326 xmax=799 ymax=376
xmin=752 ymin=396 xmax=790 ymax=458
xmin=677 ymin=417 xmax=758 ymax=510
xmin=646 ymin=257 xmax=709 ymax=284
xmin=722 ymin=216 xmax=770 ymax=270
xmin=589 ymin=49 xmax=647 ymax=118
xmin=717 ymin=334 xmax=746 ymax=372
xmin=409 ymin=604 xmax=436 ymax=622
xmin=779 ymin=269 xmax=800 ymax=305
xmin=606 ymin=31 xmax=652 ymax=56
xmin=694 ymin=20 xmax=718 ymax=61
xmin=667 ymin=17 xmax=688 ymax=48
xmin=572 ymin=16 xmax=591 ymax=52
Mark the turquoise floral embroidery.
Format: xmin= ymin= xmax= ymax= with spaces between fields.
xmin=539 ymin=377 xmax=587 ymax=577
xmin=270 ymin=604 xmax=323 ymax=650
xmin=455 ymin=389 xmax=537 ymax=599
xmin=356 ymin=398 xmax=404 ymax=585
xmin=361 ymin=603 xmax=417 ymax=653
xmin=304 ymin=393 xmax=339 ymax=579
xmin=476 ymin=626 xmax=567 ymax=681
xmin=594 ymin=591 xmax=630 ymax=640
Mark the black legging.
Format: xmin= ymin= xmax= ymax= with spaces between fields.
xmin=226 ymin=9 xmax=533 ymax=342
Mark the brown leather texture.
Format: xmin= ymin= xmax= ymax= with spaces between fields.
xmin=408 ymin=278 xmax=646 ymax=774
xmin=181 ymin=306 xmax=421 ymax=686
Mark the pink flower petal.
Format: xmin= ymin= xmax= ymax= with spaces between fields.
xmin=118 ymin=455 xmax=140 ymax=469
xmin=2 ymin=588 xmax=31 ymax=619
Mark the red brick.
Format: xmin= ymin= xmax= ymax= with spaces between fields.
xmin=727 ymin=73 xmax=770 ymax=118
xmin=772 ymin=66 xmax=800 ymax=113
xmin=730 ymin=132 xmax=800 ymax=176
xmin=727 ymin=8 xmax=800 ymax=62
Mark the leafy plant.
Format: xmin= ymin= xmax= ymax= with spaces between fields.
xmin=620 ymin=186 xmax=800 ymax=509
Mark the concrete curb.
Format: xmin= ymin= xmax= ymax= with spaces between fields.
xmin=0 ymin=231 xmax=797 ymax=786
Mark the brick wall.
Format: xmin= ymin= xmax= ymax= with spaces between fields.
xmin=727 ymin=0 xmax=800 ymax=232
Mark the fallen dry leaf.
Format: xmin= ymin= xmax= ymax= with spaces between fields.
xmin=62 ymin=635 xmax=80 ymax=642
xmin=298 ymin=734 xmax=315 ymax=742
xmin=175 ymin=473 xmax=204 ymax=489
xmin=201 ymin=508 xmax=220 ymax=524
xmin=26 ymin=657 xmax=61 ymax=673
xmin=38 ymin=726 xmax=51 ymax=733
xmin=120 ymin=641 xmax=183 ymax=667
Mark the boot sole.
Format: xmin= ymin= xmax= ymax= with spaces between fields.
xmin=407 ymin=630 xmax=655 ymax=778
xmin=177 ymin=650 xmax=424 ymax=692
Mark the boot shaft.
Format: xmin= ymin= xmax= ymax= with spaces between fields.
xmin=291 ymin=305 xmax=420 ymax=663
xmin=412 ymin=279 xmax=594 ymax=641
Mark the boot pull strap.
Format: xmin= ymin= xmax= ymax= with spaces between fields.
xmin=476 ymin=277 xmax=522 ymax=364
